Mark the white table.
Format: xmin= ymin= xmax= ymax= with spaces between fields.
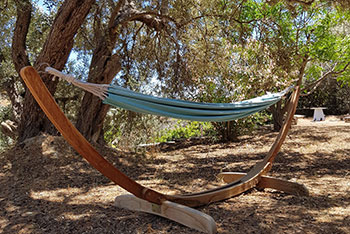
xmin=311 ymin=107 xmax=326 ymax=121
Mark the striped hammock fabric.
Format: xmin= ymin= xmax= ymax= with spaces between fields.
xmin=103 ymin=85 xmax=292 ymax=122
xmin=45 ymin=67 xmax=292 ymax=122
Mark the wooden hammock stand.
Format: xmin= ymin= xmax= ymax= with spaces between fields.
xmin=20 ymin=66 xmax=308 ymax=234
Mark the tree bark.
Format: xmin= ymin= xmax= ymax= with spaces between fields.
xmin=75 ymin=0 xmax=170 ymax=143
xmin=75 ymin=40 xmax=121 ymax=143
xmin=270 ymin=99 xmax=289 ymax=132
xmin=16 ymin=0 xmax=95 ymax=143
xmin=11 ymin=0 xmax=32 ymax=140
xmin=75 ymin=1 xmax=125 ymax=143
xmin=4 ymin=76 xmax=23 ymax=124
xmin=12 ymin=0 xmax=32 ymax=75
xmin=271 ymin=56 xmax=309 ymax=131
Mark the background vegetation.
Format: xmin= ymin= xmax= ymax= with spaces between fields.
xmin=0 ymin=0 xmax=349 ymax=151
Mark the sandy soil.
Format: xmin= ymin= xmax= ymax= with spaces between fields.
xmin=0 ymin=117 xmax=349 ymax=234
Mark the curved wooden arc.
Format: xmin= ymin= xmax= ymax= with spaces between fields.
xmin=20 ymin=66 xmax=301 ymax=208
xmin=20 ymin=66 xmax=166 ymax=205
xmin=164 ymin=84 xmax=301 ymax=206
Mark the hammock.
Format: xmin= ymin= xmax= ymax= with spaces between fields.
xmin=45 ymin=67 xmax=292 ymax=121
xmin=20 ymin=66 xmax=307 ymax=234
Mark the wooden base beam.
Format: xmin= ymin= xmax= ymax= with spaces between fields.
xmin=115 ymin=194 xmax=217 ymax=234
xmin=218 ymin=172 xmax=309 ymax=196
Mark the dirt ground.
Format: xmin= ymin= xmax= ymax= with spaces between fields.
xmin=0 ymin=116 xmax=349 ymax=234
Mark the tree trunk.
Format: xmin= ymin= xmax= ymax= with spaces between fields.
xmin=4 ymin=76 xmax=23 ymax=124
xmin=75 ymin=1 xmax=171 ymax=143
xmin=75 ymin=40 xmax=121 ymax=143
xmin=16 ymin=0 xmax=95 ymax=143
xmin=270 ymin=100 xmax=284 ymax=132
xmin=9 ymin=0 xmax=30 ymax=125
xmin=12 ymin=0 xmax=32 ymax=76
xmin=270 ymin=97 xmax=291 ymax=132
xmin=270 ymin=55 xmax=309 ymax=132
xmin=75 ymin=1 xmax=126 ymax=144
xmin=14 ymin=0 xmax=171 ymax=143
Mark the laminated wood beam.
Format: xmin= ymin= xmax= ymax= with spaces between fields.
xmin=115 ymin=194 xmax=217 ymax=234
xmin=218 ymin=172 xmax=309 ymax=196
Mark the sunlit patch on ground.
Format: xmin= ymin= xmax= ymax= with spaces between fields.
xmin=1 ymin=116 xmax=349 ymax=233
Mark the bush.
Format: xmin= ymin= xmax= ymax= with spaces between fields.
xmin=155 ymin=121 xmax=213 ymax=142
xmin=104 ymin=109 xmax=172 ymax=150
xmin=212 ymin=111 xmax=271 ymax=142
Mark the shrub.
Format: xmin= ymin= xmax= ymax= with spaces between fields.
xmin=155 ymin=121 xmax=213 ymax=142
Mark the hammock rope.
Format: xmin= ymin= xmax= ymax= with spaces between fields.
xmin=46 ymin=67 xmax=293 ymax=121
xmin=45 ymin=67 xmax=109 ymax=99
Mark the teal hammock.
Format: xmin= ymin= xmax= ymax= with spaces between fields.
xmin=103 ymin=85 xmax=292 ymax=122
xmin=46 ymin=67 xmax=293 ymax=122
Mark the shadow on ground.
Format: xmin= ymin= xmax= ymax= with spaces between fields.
xmin=0 ymin=122 xmax=349 ymax=233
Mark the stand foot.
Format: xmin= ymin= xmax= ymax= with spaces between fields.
xmin=115 ymin=194 xmax=217 ymax=234
xmin=218 ymin=172 xmax=309 ymax=196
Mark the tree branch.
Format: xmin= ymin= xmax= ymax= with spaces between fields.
xmin=108 ymin=0 xmax=125 ymax=31
xmin=110 ymin=0 xmax=176 ymax=33
xmin=160 ymin=0 xmax=168 ymax=15
xmin=123 ymin=11 xmax=176 ymax=30
xmin=0 ymin=0 xmax=8 ymax=11
xmin=289 ymin=0 xmax=315 ymax=6
xmin=333 ymin=62 xmax=350 ymax=74
xmin=178 ymin=14 xmax=256 ymax=28
xmin=300 ymin=62 xmax=350 ymax=97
